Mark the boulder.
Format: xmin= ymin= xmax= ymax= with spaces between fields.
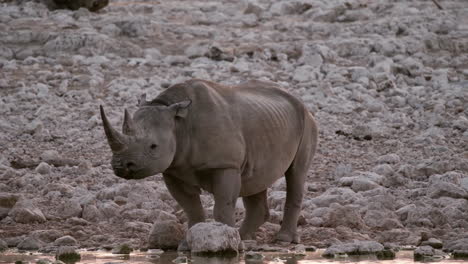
xmin=57 ymin=199 xmax=82 ymax=219
xmin=414 ymin=245 xmax=447 ymax=261
xmin=35 ymin=162 xmax=52 ymax=175
xmin=54 ymin=236 xmax=77 ymax=246
xmin=351 ymin=178 xmax=380 ymax=192
xmin=420 ymin=238 xmax=443 ymax=249
xmin=17 ymin=236 xmax=44 ymax=250
xmin=8 ymin=199 xmax=46 ymax=223
xmin=444 ymin=238 xmax=468 ymax=258
xmin=31 ymin=230 xmax=64 ymax=244
xmin=0 ymin=238 xmax=7 ymax=251
xmin=148 ymin=220 xmax=184 ymax=250
xmin=186 ymin=222 xmax=241 ymax=255
xmin=429 ymin=182 xmax=467 ymax=199
xmin=0 ymin=192 xmax=19 ymax=219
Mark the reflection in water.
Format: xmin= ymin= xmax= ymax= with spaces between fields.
xmin=1 ymin=249 xmax=468 ymax=264
xmin=192 ymin=255 xmax=239 ymax=264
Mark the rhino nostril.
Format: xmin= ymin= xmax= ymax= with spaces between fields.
xmin=126 ymin=162 xmax=136 ymax=170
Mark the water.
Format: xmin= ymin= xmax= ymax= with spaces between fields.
xmin=1 ymin=249 xmax=467 ymax=264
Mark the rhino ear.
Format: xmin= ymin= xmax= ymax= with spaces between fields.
xmin=169 ymin=100 xmax=192 ymax=118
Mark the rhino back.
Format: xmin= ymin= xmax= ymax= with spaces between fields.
xmin=158 ymin=79 xmax=307 ymax=196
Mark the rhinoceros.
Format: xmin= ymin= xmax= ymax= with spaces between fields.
xmin=100 ymin=79 xmax=318 ymax=243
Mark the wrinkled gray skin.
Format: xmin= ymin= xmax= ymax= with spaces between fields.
xmin=100 ymin=79 xmax=318 ymax=244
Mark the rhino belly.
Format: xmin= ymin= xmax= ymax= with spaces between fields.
xmin=239 ymin=139 xmax=299 ymax=197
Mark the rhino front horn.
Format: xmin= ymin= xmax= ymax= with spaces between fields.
xmin=100 ymin=105 xmax=126 ymax=152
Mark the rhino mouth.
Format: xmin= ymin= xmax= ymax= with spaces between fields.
xmin=113 ymin=167 xmax=153 ymax=180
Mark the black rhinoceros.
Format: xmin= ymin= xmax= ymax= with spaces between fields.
xmin=100 ymin=79 xmax=318 ymax=243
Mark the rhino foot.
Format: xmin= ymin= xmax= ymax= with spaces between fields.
xmin=275 ymin=231 xmax=300 ymax=244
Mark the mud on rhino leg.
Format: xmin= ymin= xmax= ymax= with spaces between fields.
xmin=239 ymin=189 xmax=269 ymax=240
xmin=212 ymin=169 xmax=241 ymax=227
xmin=163 ymin=174 xmax=205 ymax=227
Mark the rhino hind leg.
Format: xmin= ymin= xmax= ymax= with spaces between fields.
xmin=276 ymin=114 xmax=318 ymax=244
xmin=276 ymin=166 xmax=306 ymax=244
xmin=239 ymin=190 xmax=269 ymax=240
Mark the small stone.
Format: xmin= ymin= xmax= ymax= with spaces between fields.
xmin=40 ymin=150 xmax=59 ymax=163
xmin=291 ymin=244 xmax=306 ymax=256
xmin=242 ymin=240 xmax=257 ymax=251
xmin=172 ymin=256 xmax=188 ymax=264
xmin=35 ymin=162 xmax=51 ymax=175
xmin=148 ymin=249 xmax=164 ymax=255
xmin=377 ymin=154 xmax=401 ymax=164
xmin=293 ymin=65 xmax=320 ymax=83
xmin=351 ymin=178 xmax=380 ymax=192
xmin=372 ymin=164 xmax=394 ymax=177
xmin=245 ymin=251 xmax=264 ymax=261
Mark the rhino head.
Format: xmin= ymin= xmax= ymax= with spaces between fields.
xmin=100 ymin=95 xmax=191 ymax=180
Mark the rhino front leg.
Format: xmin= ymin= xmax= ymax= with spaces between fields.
xmin=163 ymin=174 xmax=205 ymax=227
xmin=211 ymin=169 xmax=241 ymax=226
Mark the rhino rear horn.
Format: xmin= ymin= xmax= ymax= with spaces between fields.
xmin=138 ymin=94 xmax=147 ymax=106
xmin=100 ymin=105 xmax=126 ymax=152
xmin=122 ymin=109 xmax=136 ymax=136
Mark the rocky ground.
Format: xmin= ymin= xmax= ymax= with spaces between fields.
xmin=0 ymin=0 xmax=467 ymax=254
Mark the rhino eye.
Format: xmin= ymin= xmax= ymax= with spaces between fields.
xmin=150 ymin=144 xmax=157 ymax=150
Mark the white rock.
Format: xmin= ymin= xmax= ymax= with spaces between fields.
xmin=293 ymin=65 xmax=320 ymax=83
xmin=187 ymin=222 xmax=241 ymax=254
xmin=35 ymin=162 xmax=52 ymax=175
xmin=57 ymin=199 xmax=82 ymax=219
xmin=372 ymin=164 xmax=394 ymax=177
xmin=377 ymin=154 xmax=401 ymax=164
